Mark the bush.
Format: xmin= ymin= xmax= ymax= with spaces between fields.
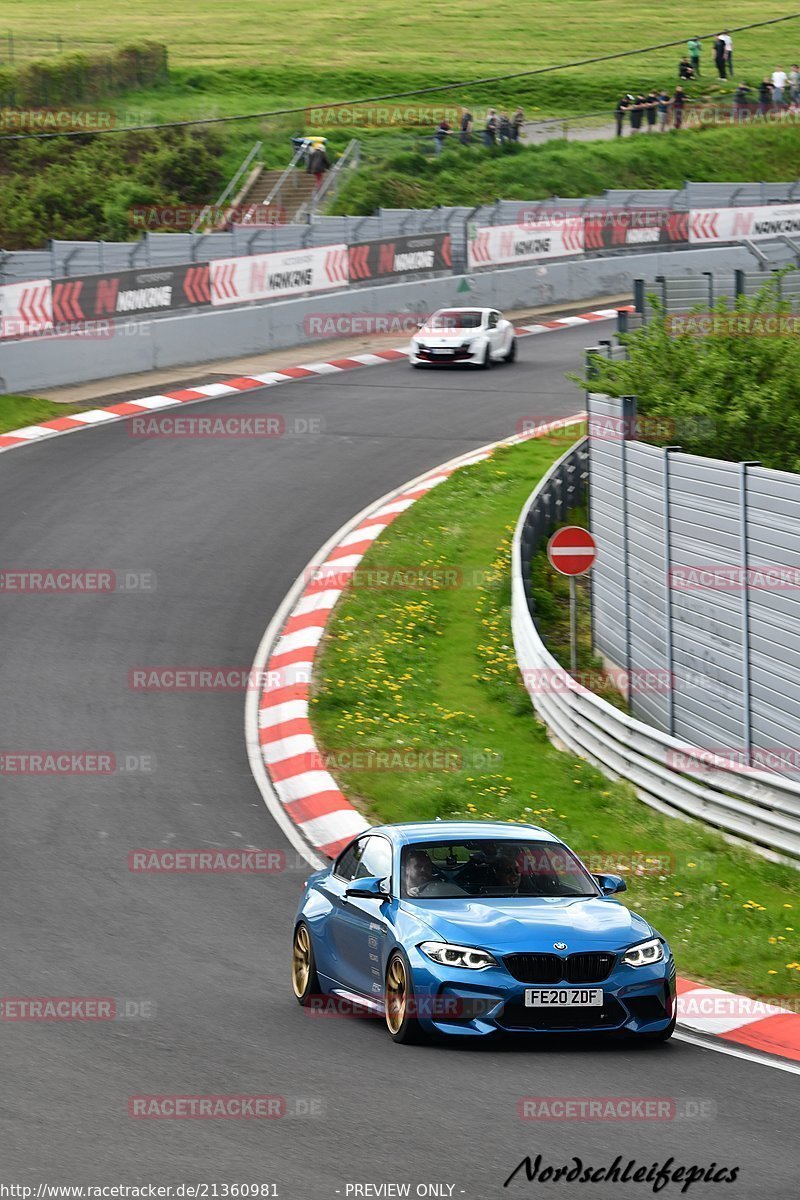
xmin=576 ymin=281 xmax=800 ymax=473
xmin=0 ymin=42 xmax=168 ymax=107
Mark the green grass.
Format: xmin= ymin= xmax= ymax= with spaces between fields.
xmin=312 ymin=434 xmax=800 ymax=998
xmin=332 ymin=121 xmax=800 ymax=212
xmin=0 ymin=395 xmax=83 ymax=432
xmin=4 ymin=3 xmax=800 ymax=124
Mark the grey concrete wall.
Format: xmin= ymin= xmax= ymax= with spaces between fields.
xmin=0 ymin=243 xmax=789 ymax=393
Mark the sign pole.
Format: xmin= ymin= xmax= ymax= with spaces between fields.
xmin=569 ymin=575 xmax=578 ymax=676
xmin=546 ymin=525 xmax=598 ymax=679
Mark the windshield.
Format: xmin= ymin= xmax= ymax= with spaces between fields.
xmin=427 ymin=309 xmax=483 ymax=330
xmin=400 ymin=839 xmax=599 ymax=900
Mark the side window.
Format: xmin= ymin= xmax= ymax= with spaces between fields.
xmin=353 ymin=835 xmax=393 ymax=884
xmin=488 ymin=311 xmax=499 ymax=329
xmin=334 ymin=838 xmax=364 ymax=881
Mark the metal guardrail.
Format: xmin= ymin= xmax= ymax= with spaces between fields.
xmin=512 ymin=440 xmax=800 ymax=867
xmin=191 ymin=141 xmax=263 ymax=234
xmin=630 ymin=266 xmax=800 ymax=325
xmin=4 ymin=178 xmax=800 ymax=284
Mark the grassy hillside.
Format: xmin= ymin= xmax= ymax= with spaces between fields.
xmin=2 ymin=3 xmax=800 ymax=117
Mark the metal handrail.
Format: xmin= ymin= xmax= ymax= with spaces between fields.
xmin=240 ymin=145 xmax=307 ymax=226
xmin=294 ymin=139 xmax=360 ymax=223
xmin=191 ymin=140 xmax=263 ymax=234
xmin=512 ymin=440 xmax=800 ymax=867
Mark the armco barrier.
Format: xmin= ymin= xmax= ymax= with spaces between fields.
xmin=512 ymin=442 xmax=800 ymax=866
xmin=0 ymin=243 xmax=790 ymax=393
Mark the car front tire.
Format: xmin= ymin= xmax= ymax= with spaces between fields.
xmin=291 ymin=921 xmax=321 ymax=1007
xmin=504 ymin=337 xmax=517 ymax=363
xmin=480 ymin=344 xmax=492 ymax=369
xmin=385 ymin=951 xmax=426 ymax=1044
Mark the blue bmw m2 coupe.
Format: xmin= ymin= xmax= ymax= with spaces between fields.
xmin=291 ymin=821 xmax=676 ymax=1044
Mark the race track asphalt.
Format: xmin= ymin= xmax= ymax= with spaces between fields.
xmin=1 ymin=321 xmax=797 ymax=1198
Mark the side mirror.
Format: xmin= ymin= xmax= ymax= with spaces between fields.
xmin=345 ymin=875 xmax=390 ymax=901
xmin=594 ymin=873 xmax=627 ymax=895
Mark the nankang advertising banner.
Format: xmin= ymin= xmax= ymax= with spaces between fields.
xmin=689 ymin=203 xmax=800 ymax=244
xmin=583 ymin=210 xmax=689 ymax=250
xmin=348 ymin=233 xmax=452 ymax=281
xmin=0 ymin=277 xmax=53 ymax=338
xmin=468 ymin=219 xmax=584 ymax=270
xmin=50 ymin=264 xmax=210 ymax=322
xmin=210 ymin=245 xmax=349 ymax=306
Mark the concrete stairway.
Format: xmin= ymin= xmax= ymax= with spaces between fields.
xmin=237 ymin=167 xmax=318 ymax=224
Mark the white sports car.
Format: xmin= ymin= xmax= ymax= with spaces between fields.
xmin=410 ymin=307 xmax=516 ymax=368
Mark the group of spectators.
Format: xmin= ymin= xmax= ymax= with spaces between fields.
xmin=617 ymin=33 xmax=800 ymax=135
xmin=615 ymin=89 xmax=689 ymax=135
xmin=434 ymin=106 xmax=525 ymax=153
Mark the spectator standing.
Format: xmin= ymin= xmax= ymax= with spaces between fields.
xmin=733 ymin=82 xmax=751 ymax=123
xmin=629 ymin=94 xmax=645 ymax=134
xmin=498 ymin=111 xmax=512 ymax=143
xmin=758 ymin=76 xmax=773 ymax=115
xmin=673 ymin=86 xmax=686 ymax=129
xmin=772 ymin=67 xmax=788 ymax=107
xmin=459 ymin=107 xmax=473 ymax=145
xmin=687 ymin=37 xmax=702 ymax=77
xmin=723 ymin=31 xmax=733 ymax=76
xmin=483 ymin=108 xmax=499 ymax=146
xmin=790 ymin=65 xmax=800 ymax=103
xmin=714 ymin=35 xmax=727 ymax=79
xmin=511 ymin=106 xmax=525 ymax=140
xmin=645 ymin=90 xmax=658 ymax=131
xmin=306 ymin=142 xmax=330 ymax=189
xmin=679 ymin=57 xmax=695 ymax=80
xmin=615 ymin=94 xmax=632 ymax=137
xmin=434 ymin=118 xmax=452 ymax=155
xmin=657 ymin=88 xmax=671 ymax=130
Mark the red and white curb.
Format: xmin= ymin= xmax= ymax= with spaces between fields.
xmin=244 ymin=419 xmax=800 ymax=1069
xmin=0 ymin=306 xmax=623 ymax=456
xmin=676 ymin=977 xmax=800 ymax=1064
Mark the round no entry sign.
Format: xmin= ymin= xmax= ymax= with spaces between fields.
xmin=547 ymin=526 xmax=597 ymax=577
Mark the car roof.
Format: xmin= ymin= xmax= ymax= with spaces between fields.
xmin=370 ymin=820 xmax=562 ymax=846
xmin=431 ymin=306 xmax=493 ymax=314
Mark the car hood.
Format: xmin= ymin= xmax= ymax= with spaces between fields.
xmin=403 ymin=896 xmax=653 ymax=953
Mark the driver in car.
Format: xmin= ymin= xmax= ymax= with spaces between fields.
xmin=404 ymin=850 xmax=435 ymax=896
xmin=492 ymin=857 xmax=521 ymax=893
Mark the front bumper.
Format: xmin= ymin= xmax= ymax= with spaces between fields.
xmin=411 ymin=342 xmax=482 ymax=365
xmin=405 ymin=946 xmax=676 ymax=1038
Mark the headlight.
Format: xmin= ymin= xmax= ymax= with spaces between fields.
xmin=622 ymin=937 xmax=664 ymax=968
xmin=460 ymin=338 xmax=476 ymax=349
xmin=419 ymin=941 xmax=497 ymax=970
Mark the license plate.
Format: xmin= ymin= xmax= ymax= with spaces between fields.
xmin=525 ymin=988 xmax=603 ymax=1007
xmin=430 ymin=348 xmax=451 ymax=356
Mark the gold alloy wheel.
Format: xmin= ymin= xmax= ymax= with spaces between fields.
xmin=385 ymin=956 xmax=408 ymax=1035
xmin=292 ymin=924 xmax=311 ymax=999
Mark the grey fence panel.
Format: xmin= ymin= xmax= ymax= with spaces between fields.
xmin=586 ymin=393 xmax=800 ymax=784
